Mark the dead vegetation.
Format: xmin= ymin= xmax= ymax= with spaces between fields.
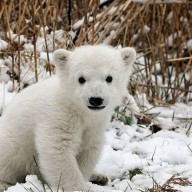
xmin=0 ymin=0 xmax=192 ymax=103
xmin=146 ymin=175 xmax=192 ymax=192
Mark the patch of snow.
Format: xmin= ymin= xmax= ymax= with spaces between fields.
xmin=73 ymin=18 xmax=85 ymax=30
xmin=187 ymin=39 xmax=192 ymax=50
xmin=100 ymin=0 xmax=109 ymax=4
xmin=0 ymin=83 xmax=15 ymax=112
xmin=174 ymin=185 xmax=192 ymax=192
xmin=23 ymin=43 xmax=34 ymax=53
xmin=166 ymin=11 xmax=173 ymax=21
xmin=6 ymin=80 xmax=19 ymax=93
xmin=143 ymin=25 xmax=150 ymax=33
xmin=0 ymin=59 xmax=5 ymax=66
xmin=167 ymin=31 xmax=182 ymax=47
xmin=124 ymin=93 xmax=140 ymax=115
xmin=136 ymin=93 xmax=153 ymax=110
xmin=0 ymin=39 xmax=8 ymax=51
xmin=40 ymin=26 xmax=49 ymax=37
xmin=68 ymin=30 xmax=76 ymax=40
xmin=6 ymin=30 xmax=26 ymax=43
xmin=4 ymin=57 xmax=12 ymax=66
xmin=5 ymin=175 xmax=52 ymax=192
xmin=0 ymin=64 xmax=10 ymax=83
xmin=39 ymin=52 xmax=53 ymax=63
xmin=152 ymin=63 xmax=161 ymax=74
xmin=108 ymin=7 xmax=118 ymax=15
xmin=35 ymin=35 xmax=53 ymax=52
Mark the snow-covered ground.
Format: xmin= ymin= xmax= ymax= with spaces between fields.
xmin=1 ymin=84 xmax=192 ymax=192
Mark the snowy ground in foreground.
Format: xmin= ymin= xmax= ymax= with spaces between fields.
xmin=1 ymin=84 xmax=192 ymax=192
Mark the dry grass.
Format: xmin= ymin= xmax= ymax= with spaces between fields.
xmin=146 ymin=175 xmax=192 ymax=192
xmin=0 ymin=0 xmax=192 ymax=102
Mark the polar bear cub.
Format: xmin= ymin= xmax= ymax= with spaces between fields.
xmin=0 ymin=45 xmax=136 ymax=191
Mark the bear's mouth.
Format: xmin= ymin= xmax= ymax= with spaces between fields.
xmin=88 ymin=106 xmax=105 ymax=110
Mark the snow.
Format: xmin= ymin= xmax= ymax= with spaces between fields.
xmin=5 ymin=175 xmax=52 ymax=192
xmin=39 ymin=52 xmax=53 ymax=63
xmin=73 ymin=18 xmax=85 ymax=30
xmin=143 ymin=25 xmax=150 ymax=33
xmin=23 ymin=43 xmax=34 ymax=53
xmin=0 ymin=83 xmax=15 ymax=113
xmin=187 ymin=39 xmax=192 ymax=50
xmin=0 ymin=64 xmax=10 ymax=83
xmin=167 ymin=31 xmax=182 ymax=47
xmin=0 ymin=40 xmax=8 ymax=51
xmin=6 ymin=30 xmax=26 ymax=43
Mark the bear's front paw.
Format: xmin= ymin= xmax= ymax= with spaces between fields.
xmin=89 ymin=172 xmax=108 ymax=186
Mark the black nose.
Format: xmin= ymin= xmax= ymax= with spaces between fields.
xmin=89 ymin=97 xmax=103 ymax=107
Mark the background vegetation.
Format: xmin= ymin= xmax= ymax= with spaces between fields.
xmin=0 ymin=0 xmax=192 ymax=104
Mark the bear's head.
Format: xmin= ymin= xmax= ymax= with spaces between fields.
xmin=53 ymin=45 xmax=136 ymax=114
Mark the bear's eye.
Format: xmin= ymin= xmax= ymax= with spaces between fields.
xmin=106 ymin=75 xmax=113 ymax=83
xmin=78 ymin=76 xmax=86 ymax=84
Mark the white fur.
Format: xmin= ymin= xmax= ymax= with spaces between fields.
xmin=0 ymin=45 xmax=136 ymax=191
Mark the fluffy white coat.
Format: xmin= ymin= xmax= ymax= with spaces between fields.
xmin=0 ymin=45 xmax=136 ymax=191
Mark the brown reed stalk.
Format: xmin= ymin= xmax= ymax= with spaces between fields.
xmin=31 ymin=0 xmax=38 ymax=82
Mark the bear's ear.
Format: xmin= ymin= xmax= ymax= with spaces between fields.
xmin=120 ymin=47 xmax=136 ymax=67
xmin=53 ymin=49 xmax=71 ymax=70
